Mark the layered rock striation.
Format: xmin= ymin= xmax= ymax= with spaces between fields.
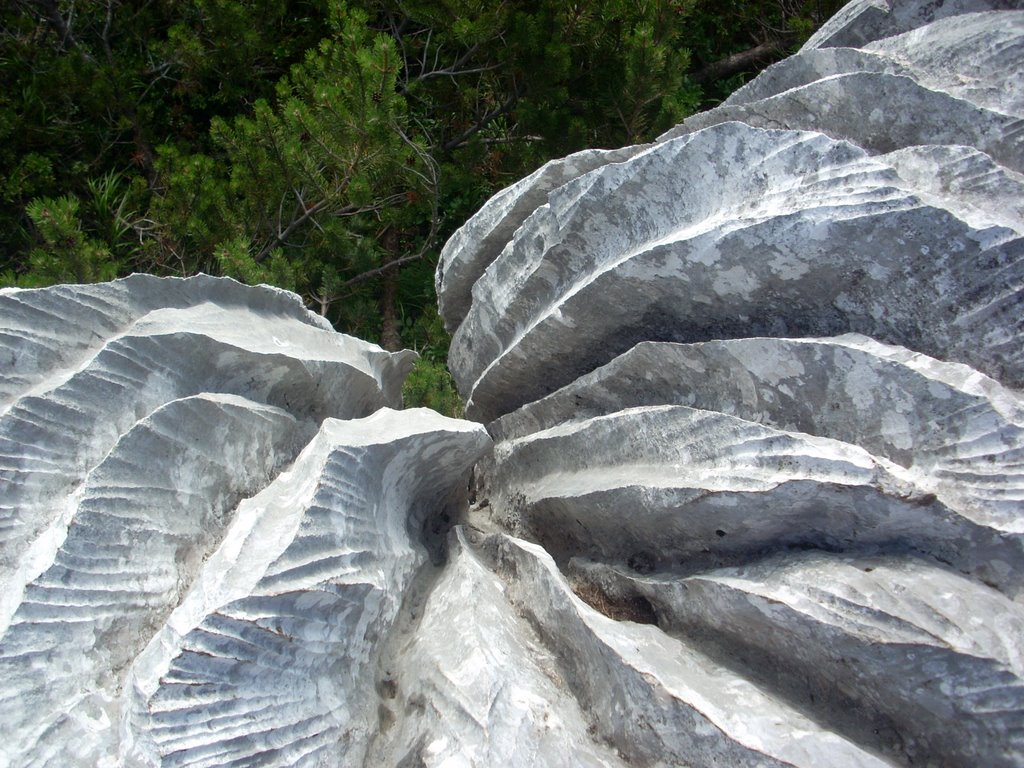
xmin=0 ymin=275 xmax=491 ymax=766
xmin=3 ymin=1 xmax=1024 ymax=766
xmin=440 ymin=1 xmax=1024 ymax=766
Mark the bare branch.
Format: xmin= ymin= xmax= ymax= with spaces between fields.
xmin=101 ymin=0 xmax=115 ymax=62
xmin=692 ymin=38 xmax=786 ymax=84
xmin=340 ymin=250 xmax=426 ymax=290
xmin=478 ymin=135 xmax=543 ymax=145
xmin=443 ymin=88 xmax=521 ymax=152
xmin=416 ymin=62 xmax=502 ymax=82
xmin=256 ymin=198 xmax=329 ymax=262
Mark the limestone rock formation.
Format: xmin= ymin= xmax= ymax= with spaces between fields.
xmin=435 ymin=146 xmax=641 ymax=334
xmin=123 ymin=410 xmax=489 ymax=768
xmin=0 ymin=275 xmax=490 ymax=766
xmin=4 ymin=1 xmax=1024 ymax=766
xmin=438 ymin=1 xmax=1024 ymax=766
xmin=448 ymin=120 xmax=1023 ymax=422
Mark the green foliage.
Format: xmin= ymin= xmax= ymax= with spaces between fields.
xmin=18 ymin=196 xmax=120 ymax=287
xmin=213 ymin=237 xmax=297 ymax=290
xmin=176 ymin=1 xmax=438 ymax=327
xmin=0 ymin=0 xmax=842 ymax=411
xmin=402 ymin=358 xmax=463 ymax=417
xmin=396 ymin=301 xmax=461 ymax=415
xmin=144 ymin=147 xmax=230 ymax=274
xmin=523 ymin=0 xmax=701 ymax=146
xmin=400 ymin=302 xmax=451 ymax=361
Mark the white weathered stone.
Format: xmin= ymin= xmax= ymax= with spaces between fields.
xmin=0 ymin=402 xmax=489 ymax=767
xmin=474 ymin=532 xmax=894 ymax=768
xmin=0 ymin=393 xmax=307 ymax=767
xmin=0 ymin=277 xmax=438 ymax=767
xmin=5 ymin=1 xmax=1024 ymax=766
xmin=573 ymin=552 xmax=1024 ymax=766
xmin=881 ymin=144 xmax=1024 ymax=233
xmin=489 ymin=334 xmax=1024 ymax=528
xmin=449 ymin=121 xmax=1023 ymax=421
xmin=478 ymin=404 xmax=1024 ymax=595
xmin=366 ymin=527 xmax=627 ymax=768
xmin=0 ymin=274 xmax=413 ymax=415
xmin=0 ymin=278 xmax=415 ymax=630
xmin=437 ymin=146 xmax=640 ymax=334
xmin=662 ymin=72 xmax=1024 ymax=172
xmin=122 ymin=409 xmax=489 ymax=768
xmin=435 ymin=6 xmax=1024 ymax=763
xmin=728 ymin=12 xmax=1024 ymax=117
xmin=802 ymin=0 xmax=1022 ymax=50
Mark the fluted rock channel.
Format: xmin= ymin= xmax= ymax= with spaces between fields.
xmin=441 ymin=0 xmax=1024 ymax=766
xmin=0 ymin=275 xmax=494 ymax=767
xmin=3 ymin=1 xmax=1024 ymax=766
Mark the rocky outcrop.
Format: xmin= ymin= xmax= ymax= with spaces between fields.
xmin=0 ymin=275 xmax=490 ymax=766
xmin=0 ymin=275 xmax=415 ymax=603
xmin=365 ymin=528 xmax=629 ymax=768
xmin=123 ymin=410 xmax=489 ymax=768
xmin=447 ymin=121 xmax=1023 ymax=422
xmin=435 ymin=146 xmax=641 ymax=334
xmin=477 ymin=534 xmax=893 ymax=768
xmin=439 ymin=1 xmax=1024 ymax=766
xmin=4 ymin=1 xmax=1024 ymax=766
xmin=802 ymin=0 xmax=1024 ymax=50
xmin=728 ymin=11 xmax=1024 ymax=114
xmin=576 ymin=551 xmax=1024 ymax=766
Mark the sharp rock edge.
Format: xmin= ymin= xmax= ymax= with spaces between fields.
xmin=122 ymin=409 xmax=490 ymax=768
xmin=451 ymin=119 xmax=1023 ymax=421
xmin=0 ymin=277 xmax=463 ymax=767
xmin=5 ymin=1 xmax=1024 ymax=767
xmin=441 ymin=2 xmax=1024 ymax=767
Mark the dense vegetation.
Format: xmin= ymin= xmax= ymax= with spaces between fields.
xmin=1 ymin=0 xmax=841 ymax=411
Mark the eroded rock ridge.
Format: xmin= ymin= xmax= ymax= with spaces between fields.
xmin=2 ymin=1 xmax=1023 ymax=766
xmin=440 ymin=1 xmax=1024 ymax=766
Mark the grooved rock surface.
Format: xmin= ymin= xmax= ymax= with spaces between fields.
xmin=5 ymin=1 xmax=1024 ymax=766
xmin=802 ymin=0 xmax=1024 ymax=50
xmin=476 ymin=534 xmax=893 ymax=768
xmin=575 ymin=551 xmax=1024 ymax=766
xmin=438 ymin=1 xmax=1024 ymax=766
xmin=449 ymin=119 xmax=1023 ymax=420
xmin=435 ymin=146 xmax=641 ymax=334
xmin=123 ymin=410 xmax=489 ymax=768
xmin=0 ymin=276 xmax=491 ymax=767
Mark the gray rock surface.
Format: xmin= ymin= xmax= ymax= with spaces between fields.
xmin=574 ymin=551 xmax=1024 ymax=766
xmin=438 ymin=2 xmax=1024 ymax=766
xmin=5 ymin=1 xmax=1024 ymax=766
xmin=123 ymin=409 xmax=489 ymax=768
xmin=802 ymin=0 xmax=1024 ymax=50
xmin=480 ymin=403 xmax=1024 ymax=593
xmin=2 ymin=393 xmax=307 ymax=766
xmin=366 ymin=528 xmax=628 ymax=768
xmin=0 ymin=275 xmax=415 ymax=621
xmin=0 ymin=276 xmax=493 ymax=767
xmin=1 ymin=273 xmax=411 ymax=411
xmin=436 ymin=146 xmax=640 ymax=333
xmin=476 ymin=533 xmax=894 ymax=768
xmin=727 ymin=12 xmax=1024 ymax=116
xmin=489 ymin=334 xmax=1024 ymax=527
xmin=448 ymin=121 xmax=1023 ymax=421
xmin=665 ymin=73 xmax=1024 ymax=171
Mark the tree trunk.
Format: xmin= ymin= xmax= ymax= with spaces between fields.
xmin=379 ymin=266 xmax=402 ymax=351
xmin=33 ymin=0 xmax=86 ymax=53
xmin=379 ymin=229 xmax=402 ymax=352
